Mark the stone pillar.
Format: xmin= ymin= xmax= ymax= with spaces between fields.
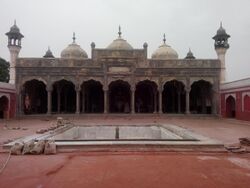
xmin=201 ymin=87 xmax=207 ymax=114
xmin=177 ymin=91 xmax=181 ymax=113
xmin=82 ymin=88 xmax=85 ymax=113
xmin=158 ymin=88 xmax=163 ymax=114
xmin=76 ymin=88 xmax=80 ymax=114
xmin=172 ymin=91 xmax=175 ymax=112
xmin=104 ymin=89 xmax=108 ymax=114
xmin=185 ymin=88 xmax=190 ymax=114
xmin=46 ymin=87 xmax=52 ymax=115
xmin=154 ymin=90 xmax=157 ymax=113
xmin=18 ymin=88 xmax=24 ymax=115
xmin=131 ymin=87 xmax=135 ymax=114
xmin=212 ymin=84 xmax=218 ymax=115
xmin=57 ymin=87 xmax=61 ymax=113
xmin=63 ymin=89 xmax=67 ymax=112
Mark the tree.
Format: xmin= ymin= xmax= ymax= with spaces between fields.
xmin=0 ymin=58 xmax=10 ymax=83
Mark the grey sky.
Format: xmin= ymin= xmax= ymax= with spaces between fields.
xmin=0 ymin=0 xmax=250 ymax=81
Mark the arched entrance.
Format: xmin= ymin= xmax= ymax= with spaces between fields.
xmin=135 ymin=80 xmax=158 ymax=113
xmin=0 ymin=96 xmax=9 ymax=119
xmin=244 ymin=95 xmax=250 ymax=112
xmin=109 ymin=80 xmax=131 ymax=113
xmin=52 ymin=80 xmax=76 ymax=113
xmin=226 ymin=96 xmax=236 ymax=118
xmin=162 ymin=80 xmax=186 ymax=113
xmin=23 ymin=80 xmax=47 ymax=114
xmin=190 ymin=80 xmax=212 ymax=114
xmin=81 ymin=80 xmax=104 ymax=113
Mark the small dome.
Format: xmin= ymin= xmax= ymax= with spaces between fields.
xmin=61 ymin=33 xmax=88 ymax=59
xmin=10 ymin=24 xmax=20 ymax=33
xmin=185 ymin=48 xmax=195 ymax=59
xmin=213 ymin=22 xmax=230 ymax=38
xmin=6 ymin=20 xmax=24 ymax=38
xmin=107 ymin=26 xmax=133 ymax=50
xmin=217 ymin=26 xmax=227 ymax=35
xmin=43 ymin=47 xmax=54 ymax=58
xmin=152 ymin=34 xmax=178 ymax=60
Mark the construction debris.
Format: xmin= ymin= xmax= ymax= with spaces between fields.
xmin=3 ymin=126 xmax=28 ymax=131
xmin=44 ymin=140 xmax=57 ymax=155
xmin=36 ymin=129 xmax=48 ymax=134
xmin=56 ymin=117 xmax=64 ymax=127
xmin=22 ymin=140 xmax=35 ymax=155
xmin=31 ymin=140 xmax=46 ymax=154
xmin=225 ymin=138 xmax=250 ymax=153
xmin=239 ymin=137 xmax=250 ymax=146
xmin=10 ymin=142 xmax=24 ymax=155
xmin=9 ymin=140 xmax=57 ymax=155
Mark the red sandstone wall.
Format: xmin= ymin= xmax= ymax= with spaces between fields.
xmin=221 ymin=89 xmax=250 ymax=121
xmin=221 ymin=94 xmax=226 ymax=117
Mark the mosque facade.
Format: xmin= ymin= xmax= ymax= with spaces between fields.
xmin=3 ymin=22 xmax=231 ymax=117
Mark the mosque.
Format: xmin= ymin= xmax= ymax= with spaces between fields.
xmin=1 ymin=22 xmax=233 ymax=117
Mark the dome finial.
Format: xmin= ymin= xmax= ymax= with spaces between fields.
xmin=163 ymin=33 xmax=166 ymax=44
xmin=118 ymin=25 xmax=122 ymax=38
xmin=73 ymin=32 xmax=76 ymax=43
xmin=14 ymin=19 xmax=16 ymax=26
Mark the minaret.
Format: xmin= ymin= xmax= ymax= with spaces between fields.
xmin=6 ymin=20 xmax=24 ymax=84
xmin=213 ymin=22 xmax=230 ymax=83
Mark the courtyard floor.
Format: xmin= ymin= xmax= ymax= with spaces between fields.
xmin=0 ymin=116 xmax=250 ymax=188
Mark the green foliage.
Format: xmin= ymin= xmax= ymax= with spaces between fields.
xmin=0 ymin=58 xmax=10 ymax=82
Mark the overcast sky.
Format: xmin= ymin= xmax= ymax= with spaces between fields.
xmin=1 ymin=0 xmax=250 ymax=81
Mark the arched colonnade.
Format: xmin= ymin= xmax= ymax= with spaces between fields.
xmin=20 ymin=79 xmax=215 ymax=115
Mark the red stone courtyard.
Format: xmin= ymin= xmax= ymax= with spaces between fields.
xmin=0 ymin=116 xmax=250 ymax=188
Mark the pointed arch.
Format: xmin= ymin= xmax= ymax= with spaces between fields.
xmin=226 ymin=96 xmax=236 ymax=118
xmin=243 ymin=94 xmax=250 ymax=112
xmin=162 ymin=80 xmax=186 ymax=113
xmin=52 ymin=79 xmax=76 ymax=113
xmin=190 ymin=80 xmax=212 ymax=114
xmin=135 ymin=80 xmax=158 ymax=113
xmin=109 ymin=80 xmax=131 ymax=113
xmin=81 ymin=80 xmax=104 ymax=113
xmin=23 ymin=79 xmax=47 ymax=114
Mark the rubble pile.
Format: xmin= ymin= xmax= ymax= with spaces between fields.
xmin=225 ymin=137 xmax=250 ymax=153
xmin=36 ymin=117 xmax=72 ymax=134
xmin=10 ymin=140 xmax=56 ymax=155
xmin=239 ymin=137 xmax=250 ymax=146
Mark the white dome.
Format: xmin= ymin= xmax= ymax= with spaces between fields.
xmin=61 ymin=43 xmax=88 ymax=59
xmin=107 ymin=37 xmax=133 ymax=50
xmin=107 ymin=26 xmax=133 ymax=50
xmin=61 ymin=34 xmax=88 ymax=59
xmin=152 ymin=43 xmax=178 ymax=60
xmin=152 ymin=35 xmax=178 ymax=60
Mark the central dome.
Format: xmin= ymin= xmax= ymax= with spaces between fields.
xmin=151 ymin=34 xmax=178 ymax=60
xmin=107 ymin=26 xmax=133 ymax=50
xmin=61 ymin=33 xmax=88 ymax=59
